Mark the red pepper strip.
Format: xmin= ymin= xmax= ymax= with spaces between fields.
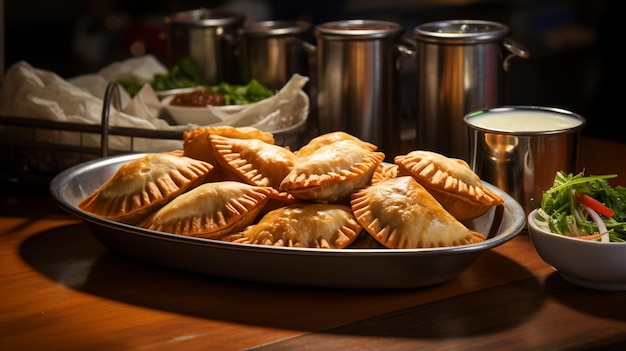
xmin=576 ymin=193 xmax=614 ymax=218
xmin=572 ymin=232 xmax=607 ymax=241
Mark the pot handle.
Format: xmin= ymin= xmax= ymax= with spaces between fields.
xmin=503 ymin=37 xmax=530 ymax=72
xmin=397 ymin=42 xmax=416 ymax=57
xmin=301 ymin=40 xmax=317 ymax=55
xmin=395 ymin=37 xmax=416 ymax=70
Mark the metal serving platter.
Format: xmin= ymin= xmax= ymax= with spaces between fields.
xmin=50 ymin=153 xmax=526 ymax=289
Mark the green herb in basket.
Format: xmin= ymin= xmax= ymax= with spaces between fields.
xmin=215 ymin=79 xmax=274 ymax=105
xmin=117 ymin=57 xmax=206 ymax=96
xmin=151 ymin=57 xmax=206 ymax=91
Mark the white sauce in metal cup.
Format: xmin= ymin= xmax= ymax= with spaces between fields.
xmin=463 ymin=106 xmax=586 ymax=216
xmin=465 ymin=107 xmax=584 ymax=134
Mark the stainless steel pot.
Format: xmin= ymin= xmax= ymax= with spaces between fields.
xmin=314 ymin=20 xmax=411 ymax=159
xmin=164 ymin=8 xmax=244 ymax=85
xmin=414 ymin=20 xmax=529 ymax=160
xmin=240 ymin=20 xmax=313 ymax=91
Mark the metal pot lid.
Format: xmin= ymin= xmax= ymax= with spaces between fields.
xmin=168 ymin=8 xmax=244 ymax=28
xmin=243 ymin=20 xmax=311 ymax=38
xmin=315 ymin=20 xmax=404 ymax=40
xmin=414 ymin=20 xmax=509 ymax=44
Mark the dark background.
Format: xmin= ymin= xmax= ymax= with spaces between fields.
xmin=3 ymin=0 xmax=620 ymax=141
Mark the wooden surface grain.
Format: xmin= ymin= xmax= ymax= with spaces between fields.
xmin=1 ymin=136 xmax=625 ymax=351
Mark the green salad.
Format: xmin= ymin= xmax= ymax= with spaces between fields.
xmin=117 ymin=57 xmax=205 ymax=96
xmin=535 ymin=171 xmax=626 ymax=242
xmin=213 ymin=79 xmax=273 ymax=105
xmin=117 ymin=57 xmax=274 ymax=105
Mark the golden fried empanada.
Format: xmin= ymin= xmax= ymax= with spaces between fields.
xmin=136 ymin=181 xmax=273 ymax=239
xmin=221 ymin=203 xmax=362 ymax=248
xmin=395 ymin=150 xmax=504 ymax=221
xmin=351 ymin=176 xmax=486 ymax=249
xmin=295 ymin=131 xmax=377 ymax=158
xmin=280 ymin=139 xmax=385 ymax=203
xmin=182 ymin=126 xmax=274 ymax=169
xmin=371 ymin=163 xmax=399 ymax=184
xmin=78 ymin=151 xmax=213 ymax=224
xmin=209 ymin=134 xmax=297 ymax=190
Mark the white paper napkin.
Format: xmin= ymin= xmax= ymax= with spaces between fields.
xmin=0 ymin=55 xmax=309 ymax=155
xmin=0 ymin=56 xmax=186 ymax=153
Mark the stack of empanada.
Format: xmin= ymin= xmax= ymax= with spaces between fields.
xmin=79 ymin=127 xmax=503 ymax=249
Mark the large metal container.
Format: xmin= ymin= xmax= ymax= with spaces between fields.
xmin=240 ymin=20 xmax=313 ymax=91
xmin=464 ymin=106 xmax=586 ymax=215
xmin=314 ymin=20 xmax=408 ymax=159
xmin=414 ymin=20 xmax=529 ymax=160
xmin=164 ymin=8 xmax=244 ymax=85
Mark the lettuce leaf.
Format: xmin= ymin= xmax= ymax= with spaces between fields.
xmin=539 ymin=171 xmax=626 ymax=241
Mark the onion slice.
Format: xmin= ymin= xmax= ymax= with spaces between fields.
xmin=580 ymin=203 xmax=610 ymax=242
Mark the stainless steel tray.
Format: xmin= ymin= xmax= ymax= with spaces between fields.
xmin=50 ymin=153 xmax=526 ymax=289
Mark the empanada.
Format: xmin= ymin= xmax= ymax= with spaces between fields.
xmin=294 ymin=131 xmax=377 ymax=158
xmin=78 ymin=151 xmax=213 ymax=224
xmin=280 ymin=139 xmax=384 ymax=203
xmin=371 ymin=163 xmax=399 ymax=184
xmin=182 ymin=126 xmax=275 ymax=180
xmin=222 ymin=203 xmax=362 ymax=248
xmin=136 ymin=181 xmax=273 ymax=239
xmin=209 ymin=134 xmax=297 ymax=190
xmin=394 ymin=150 xmax=503 ymax=221
xmin=351 ymin=176 xmax=486 ymax=249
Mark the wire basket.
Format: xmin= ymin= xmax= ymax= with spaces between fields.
xmin=0 ymin=82 xmax=308 ymax=184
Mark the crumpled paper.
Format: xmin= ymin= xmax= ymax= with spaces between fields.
xmin=0 ymin=56 xmax=186 ymax=154
xmin=0 ymin=55 xmax=309 ymax=157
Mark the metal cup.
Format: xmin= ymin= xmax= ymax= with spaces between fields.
xmin=414 ymin=20 xmax=529 ymax=160
xmin=464 ymin=106 xmax=586 ymax=215
xmin=240 ymin=20 xmax=313 ymax=91
xmin=314 ymin=20 xmax=411 ymax=159
xmin=164 ymin=8 xmax=244 ymax=85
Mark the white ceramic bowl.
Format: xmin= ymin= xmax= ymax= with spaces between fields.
xmin=161 ymin=94 xmax=249 ymax=125
xmin=155 ymin=86 xmax=204 ymax=99
xmin=528 ymin=209 xmax=626 ymax=291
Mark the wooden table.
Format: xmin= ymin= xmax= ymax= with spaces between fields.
xmin=2 ymin=136 xmax=626 ymax=351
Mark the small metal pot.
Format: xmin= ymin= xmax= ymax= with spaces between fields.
xmin=240 ymin=20 xmax=313 ymax=91
xmin=314 ymin=19 xmax=412 ymax=159
xmin=164 ymin=8 xmax=244 ymax=85
xmin=414 ymin=20 xmax=529 ymax=160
